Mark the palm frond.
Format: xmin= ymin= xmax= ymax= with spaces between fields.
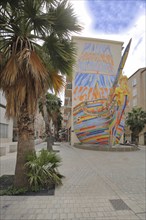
xmin=43 ymin=35 xmax=77 ymax=76
xmin=0 ymin=0 xmax=81 ymax=119
xmin=1 ymin=48 xmax=49 ymax=118
xmin=49 ymin=0 xmax=82 ymax=37
xmin=48 ymin=70 xmax=65 ymax=94
xmin=0 ymin=54 xmax=18 ymax=87
xmin=26 ymin=50 xmax=48 ymax=81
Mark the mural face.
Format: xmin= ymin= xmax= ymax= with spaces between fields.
xmin=73 ymin=39 xmax=131 ymax=146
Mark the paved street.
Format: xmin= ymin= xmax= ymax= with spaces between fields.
xmin=0 ymin=142 xmax=146 ymax=220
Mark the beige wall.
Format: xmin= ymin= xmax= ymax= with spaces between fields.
xmin=127 ymin=68 xmax=146 ymax=111
xmin=34 ymin=110 xmax=45 ymax=139
xmin=63 ymin=79 xmax=72 ymax=141
xmin=71 ymin=36 xmax=123 ymax=145
xmin=125 ymin=68 xmax=146 ymax=145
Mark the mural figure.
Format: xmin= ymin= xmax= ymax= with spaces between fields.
xmin=73 ymin=39 xmax=131 ymax=146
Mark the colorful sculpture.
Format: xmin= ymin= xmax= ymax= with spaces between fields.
xmin=73 ymin=39 xmax=131 ymax=146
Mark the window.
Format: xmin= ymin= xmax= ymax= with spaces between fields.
xmin=132 ymin=98 xmax=137 ymax=107
xmin=132 ymin=78 xmax=136 ymax=86
xmin=133 ymin=88 xmax=137 ymax=97
xmin=0 ymin=123 xmax=8 ymax=138
xmin=66 ymin=83 xmax=72 ymax=89
xmin=64 ymin=114 xmax=68 ymax=120
xmin=65 ymin=97 xmax=70 ymax=101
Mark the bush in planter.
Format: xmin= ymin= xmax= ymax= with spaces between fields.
xmin=25 ymin=149 xmax=63 ymax=192
xmin=0 ymin=186 xmax=28 ymax=196
xmin=0 ymin=175 xmax=28 ymax=195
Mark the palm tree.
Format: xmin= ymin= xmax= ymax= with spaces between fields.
xmin=126 ymin=107 xmax=146 ymax=146
xmin=55 ymin=113 xmax=63 ymax=140
xmin=39 ymin=92 xmax=62 ymax=149
xmin=0 ymin=0 xmax=81 ymax=188
xmin=52 ymin=106 xmax=63 ymax=141
xmin=48 ymin=94 xmax=62 ymax=141
xmin=39 ymin=70 xmax=65 ymax=150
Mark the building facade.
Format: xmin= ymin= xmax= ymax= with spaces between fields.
xmin=0 ymin=91 xmax=13 ymax=144
xmin=34 ymin=110 xmax=45 ymax=139
xmin=63 ymin=78 xmax=72 ymax=142
xmin=64 ymin=36 xmax=125 ymax=145
xmin=125 ymin=68 xmax=146 ymax=145
xmin=71 ymin=36 xmax=124 ymax=145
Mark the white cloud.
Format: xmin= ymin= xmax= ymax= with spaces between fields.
xmin=70 ymin=1 xmax=146 ymax=78
xmin=70 ymin=0 xmax=92 ymax=34
xmin=123 ymin=15 xmax=146 ymax=77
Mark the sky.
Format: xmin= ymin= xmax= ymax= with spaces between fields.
xmin=70 ymin=0 xmax=146 ymax=78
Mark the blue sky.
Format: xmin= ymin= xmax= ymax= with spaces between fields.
xmin=86 ymin=0 xmax=145 ymax=33
xmin=70 ymin=0 xmax=146 ymax=77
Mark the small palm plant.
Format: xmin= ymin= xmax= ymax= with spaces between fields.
xmin=25 ymin=149 xmax=63 ymax=192
xmin=126 ymin=107 xmax=146 ymax=146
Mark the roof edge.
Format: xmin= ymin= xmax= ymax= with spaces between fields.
xmin=128 ymin=67 xmax=146 ymax=79
xmin=72 ymin=35 xmax=124 ymax=45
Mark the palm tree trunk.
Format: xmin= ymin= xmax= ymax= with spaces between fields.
xmin=43 ymin=97 xmax=53 ymax=151
xmin=55 ymin=121 xmax=58 ymax=141
xmin=14 ymin=101 xmax=35 ymax=188
xmin=135 ymin=135 xmax=139 ymax=147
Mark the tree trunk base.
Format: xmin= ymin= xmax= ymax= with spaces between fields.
xmin=14 ymin=140 xmax=35 ymax=188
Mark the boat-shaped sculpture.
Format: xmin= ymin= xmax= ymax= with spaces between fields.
xmin=73 ymin=39 xmax=131 ymax=146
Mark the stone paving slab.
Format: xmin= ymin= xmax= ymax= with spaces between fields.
xmin=0 ymin=142 xmax=146 ymax=219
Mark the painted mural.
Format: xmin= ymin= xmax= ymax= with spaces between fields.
xmin=73 ymin=39 xmax=131 ymax=146
xmin=74 ymin=43 xmax=116 ymax=102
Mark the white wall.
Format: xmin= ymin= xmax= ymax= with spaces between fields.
xmin=34 ymin=110 xmax=45 ymax=138
xmin=0 ymin=91 xmax=13 ymax=143
xmin=71 ymin=36 xmax=123 ymax=145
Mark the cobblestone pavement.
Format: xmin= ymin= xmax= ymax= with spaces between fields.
xmin=0 ymin=142 xmax=146 ymax=220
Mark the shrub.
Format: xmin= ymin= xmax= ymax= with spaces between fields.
xmin=0 ymin=187 xmax=28 ymax=196
xmin=25 ymin=149 xmax=63 ymax=191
